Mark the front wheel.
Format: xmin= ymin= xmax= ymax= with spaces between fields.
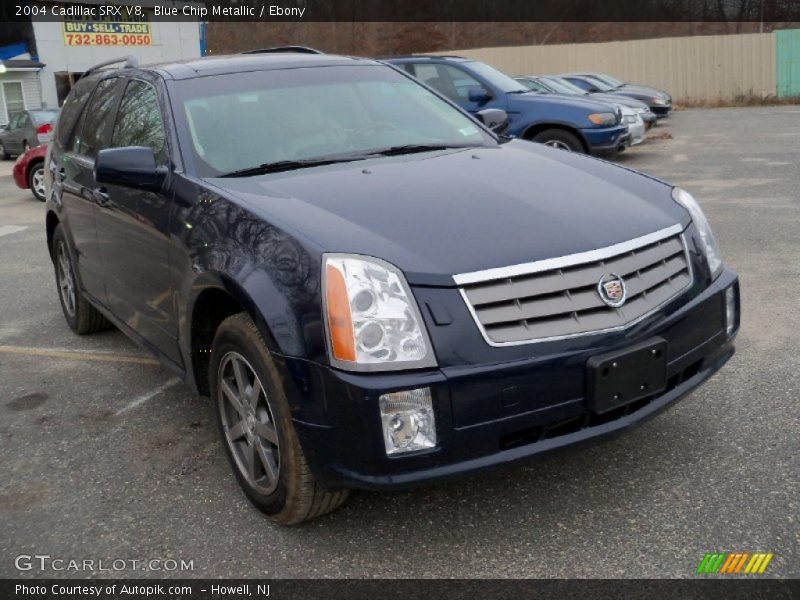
xmin=210 ymin=313 xmax=349 ymax=524
xmin=531 ymin=129 xmax=584 ymax=153
xmin=29 ymin=162 xmax=46 ymax=201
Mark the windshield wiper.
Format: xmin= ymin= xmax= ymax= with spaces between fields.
xmin=367 ymin=144 xmax=473 ymax=157
xmin=218 ymin=156 xmax=361 ymax=178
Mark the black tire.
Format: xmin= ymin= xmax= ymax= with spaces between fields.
xmin=28 ymin=161 xmax=46 ymax=202
xmin=531 ymin=128 xmax=584 ymax=153
xmin=0 ymin=142 xmax=9 ymax=160
xmin=52 ymin=225 xmax=112 ymax=334
xmin=210 ymin=313 xmax=349 ymax=525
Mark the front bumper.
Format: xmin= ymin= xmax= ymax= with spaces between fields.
xmin=651 ymin=104 xmax=672 ymax=117
xmin=581 ymin=124 xmax=628 ymax=157
xmin=288 ymin=269 xmax=739 ymax=491
xmin=12 ymin=159 xmax=28 ymax=190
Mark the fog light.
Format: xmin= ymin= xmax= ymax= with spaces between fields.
xmin=379 ymin=388 xmax=436 ymax=455
xmin=725 ymin=287 xmax=737 ymax=336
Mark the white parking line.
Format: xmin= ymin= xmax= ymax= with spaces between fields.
xmin=115 ymin=378 xmax=182 ymax=416
xmin=0 ymin=225 xmax=28 ymax=237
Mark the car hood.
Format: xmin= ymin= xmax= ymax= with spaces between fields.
xmin=208 ymin=141 xmax=687 ymax=286
xmin=589 ymin=92 xmax=648 ymax=109
xmin=508 ymin=92 xmax=615 ymax=113
xmin=617 ymin=85 xmax=669 ymax=100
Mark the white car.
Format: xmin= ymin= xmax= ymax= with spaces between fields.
xmin=619 ymin=104 xmax=645 ymax=146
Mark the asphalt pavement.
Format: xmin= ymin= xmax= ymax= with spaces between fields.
xmin=1 ymin=106 xmax=798 ymax=578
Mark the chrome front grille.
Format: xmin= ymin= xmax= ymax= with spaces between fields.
xmin=455 ymin=225 xmax=692 ymax=346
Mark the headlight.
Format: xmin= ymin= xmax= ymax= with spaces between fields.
xmin=651 ymin=96 xmax=667 ymax=105
xmin=588 ymin=112 xmax=617 ymax=126
xmin=672 ymin=187 xmax=723 ymax=279
xmin=323 ymin=254 xmax=436 ymax=371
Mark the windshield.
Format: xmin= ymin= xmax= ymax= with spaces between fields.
xmin=595 ymin=73 xmax=625 ymax=87
xmin=541 ymin=77 xmax=586 ymax=95
xmin=582 ymin=76 xmax=615 ymax=92
xmin=466 ymin=61 xmax=529 ymax=93
xmin=174 ymin=64 xmax=495 ymax=177
xmin=30 ymin=110 xmax=59 ymax=125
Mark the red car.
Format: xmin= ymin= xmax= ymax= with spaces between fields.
xmin=13 ymin=143 xmax=47 ymax=202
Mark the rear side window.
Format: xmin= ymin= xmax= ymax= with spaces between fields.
xmin=111 ymin=80 xmax=167 ymax=162
xmin=55 ymin=79 xmax=95 ymax=148
xmin=72 ymin=78 xmax=120 ymax=158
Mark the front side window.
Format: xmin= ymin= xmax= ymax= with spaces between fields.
xmin=111 ymin=80 xmax=166 ymax=162
xmin=174 ymin=64 xmax=495 ymax=177
xmin=73 ymin=78 xmax=119 ymax=158
xmin=441 ymin=65 xmax=485 ymax=100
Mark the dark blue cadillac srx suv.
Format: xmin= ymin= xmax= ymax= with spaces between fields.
xmin=45 ymin=50 xmax=739 ymax=524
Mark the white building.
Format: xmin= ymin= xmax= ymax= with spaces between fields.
xmin=0 ymin=1 xmax=201 ymax=123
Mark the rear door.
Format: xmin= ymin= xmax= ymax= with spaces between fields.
xmin=97 ymin=76 xmax=179 ymax=363
xmin=57 ymin=77 xmax=123 ymax=302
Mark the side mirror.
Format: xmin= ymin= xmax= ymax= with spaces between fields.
xmin=95 ymin=146 xmax=166 ymax=190
xmin=475 ymin=108 xmax=509 ymax=135
xmin=468 ymin=87 xmax=492 ymax=103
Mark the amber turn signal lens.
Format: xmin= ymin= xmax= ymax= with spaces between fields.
xmin=325 ymin=264 xmax=356 ymax=362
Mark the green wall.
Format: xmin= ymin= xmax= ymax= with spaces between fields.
xmin=776 ymin=29 xmax=800 ymax=98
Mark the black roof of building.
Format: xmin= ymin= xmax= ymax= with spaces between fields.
xmin=1 ymin=59 xmax=46 ymax=70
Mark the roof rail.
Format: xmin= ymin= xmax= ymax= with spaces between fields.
xmin=84 ymin=56 xmax=139 ymax=76
xmin=241 ymin=46 xmax=323 ymax=55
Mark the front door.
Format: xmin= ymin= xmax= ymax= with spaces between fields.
xmin=97 ymin=77 xmax=179 ymax=364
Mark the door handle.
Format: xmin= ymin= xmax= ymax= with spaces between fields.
xmin=92 ymin=187 xmax=110 ymax=207
xmin=57 ymin=169 xmax=66 ymax=182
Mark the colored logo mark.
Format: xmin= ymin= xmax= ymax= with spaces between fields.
xmin=696 ymin=552 xmax=774 ymax=574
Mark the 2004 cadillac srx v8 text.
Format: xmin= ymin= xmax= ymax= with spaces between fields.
xmin=45 ymin=50 xmax=739 ymax=524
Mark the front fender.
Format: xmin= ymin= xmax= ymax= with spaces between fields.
xmin=173 ymin=176 xmax=327 ymax=365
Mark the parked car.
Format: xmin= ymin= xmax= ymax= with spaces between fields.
xmin=47 ymin=50 xmax=739 ymax=525
xmin=619 ymin=104 xmax=646 ymax=146
xmin=386 ymin=55 xmax=627 ymax=155
xmin=515 ymin=75 xmax=657 ymax=129
xmin=579 ymin=72 xmax=673 ymax=107
xmin=12 ymin=143 xmax=47 ymax=201
xmin=562 ymin=74 xmax=672 ymax=117
xmin=0 ymin=109 xmax=59 ymax=159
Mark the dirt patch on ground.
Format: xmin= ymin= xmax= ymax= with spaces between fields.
xmin=647 ymin=130 xmax=674 ymax=141
xmin=675 ymin=95 xmax=800 ymax=109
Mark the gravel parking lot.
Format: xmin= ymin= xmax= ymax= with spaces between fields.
xmin=1 ymin=106 xmax=798 ymax=579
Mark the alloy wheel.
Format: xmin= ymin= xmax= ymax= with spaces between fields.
xmin=217 ymin=351 xmax=280 ymax=495
xmin=56 ymin=241 xmax=76 ymax=317
xmin=544 ymin=140 xmax=572 ymax=151
xmin=32 ymin=167 xmax=45 ymax=199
